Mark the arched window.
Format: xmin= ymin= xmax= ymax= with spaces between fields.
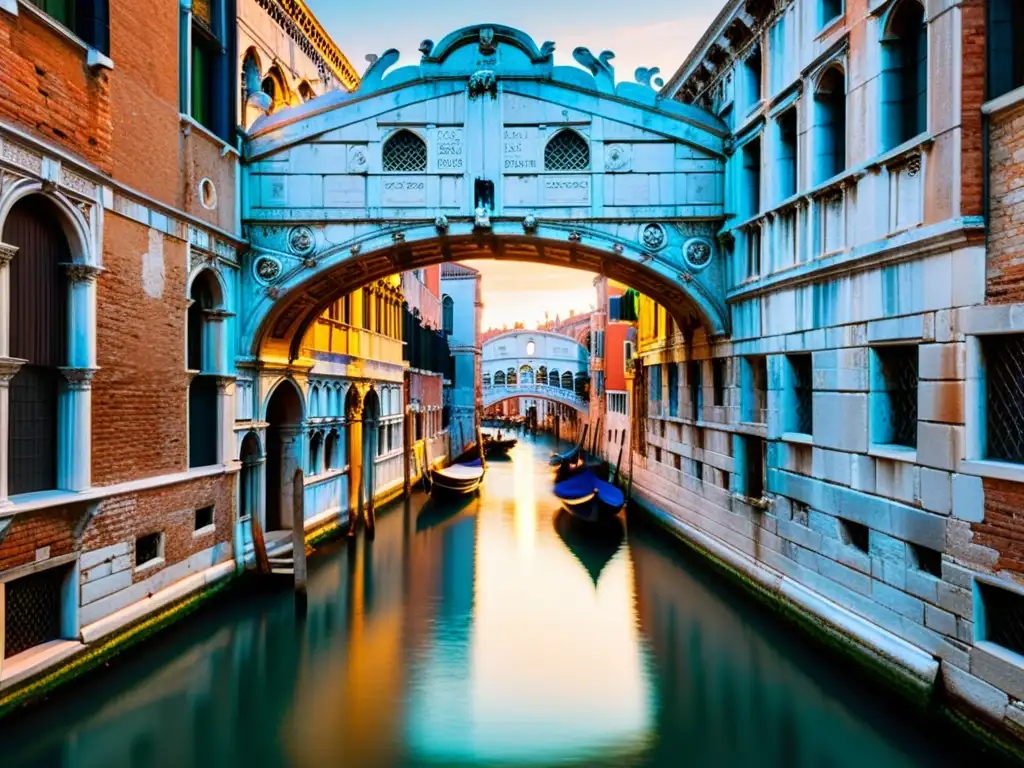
xmin=561 ymin=371 xmax=573 ymax=389
xmin=382 ymin=130 xmax=427 ymax=173
xmin=482 ymin=372 xmax=492 ymax=386
xmin=298 ymin=81 xmax=316 ymax=102
xmin=813 ymin=66 xmax=847 ymax=183
xmin=549 ymin=369 xmax=560 ymax=387
xmin=309 ymin=431 xmax=323 ymax=475
xmin=880 ymin=1 xmax=927 ymax=151
xmin=538 ymin=366 xmax=547 ymax=383
xmin=526 ymin=340 xmax=536 ymax=356
xmin=310 ymin=385 xmax=320 ymax=418
xmin=575 ymin=372 xmax=589 ymax=398
xmin=544 ymin=130 xmax=590 ymax=171
xmin=5 ymin=196 xmax=69 ymax=495
xmin=324 ymin=429 xmax=339 ymax=470
xmin=261 ymin=66 xmax=289 ymax=113
xmin=187 ymin=270 xmax=223 ymax=468
xmin=442 ymin=295 xmax=454 ymax=335
xmin=520 ymin=366 xmax=534 ymax=386
xmin=507 ymin=367 xmax=517 ymax=386
xmin=241 ymin=48 xmax=261 ymax=105
xmin=494 ymin=371 xmax=506 ymax=386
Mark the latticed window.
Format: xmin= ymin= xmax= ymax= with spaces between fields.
xmin=789 ymin=353 xmax=813 ymax=435
xmin=382 ymin=130 xmax=427 ymax=172
xmin=984 ymin=334 xmax=1024 ymax=463
xmin=978 ymin=581 xmax=1024 ymax=656
xmin=4 ymin=565 xmax=69 ymax=658
xmin=874 ymin=345 xmax=918 ymax=448
xmin=544 ymin=130 xmax=590 ymax=171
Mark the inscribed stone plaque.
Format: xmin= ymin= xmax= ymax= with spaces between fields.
xmin=435 ymin=128 xmax=464 ymax=173
xmin=503 ymin=127 xmax=539 ymax=172
xmin=541 ymin=175 xmax=591 ymax=206
xmin=323 ymin=176 xmax=365 ymax=208
xmin=381 ymin=176 xmax=428 ymax=207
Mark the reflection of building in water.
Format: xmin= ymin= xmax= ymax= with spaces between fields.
xmin=629 ymin=533 xmax=919 ymax=767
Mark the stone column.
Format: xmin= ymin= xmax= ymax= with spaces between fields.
xmin=347 ymin=405 xmax=363 ymax=532
xmin=0 ymin=357 xmax=26 ymax=507
xmin=204 ymin=309 xmax=231 ymax=375
xmin=64 ymin=263 xmax=101 ymax=369
xmin=216 ymin=376 xmax=235 ymax=465
xmin=0 ymin=244 xmax=16 ymax=359
xmin=58 ymin=367 xmax=97 ymax=492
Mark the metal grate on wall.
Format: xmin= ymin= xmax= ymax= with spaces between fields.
xmin=544 ymin=130 xmax=590 ymax=171
xmin=877 ymin=345 xmax=918 ymax=448
xmin=791 ymin=353 xmax=813 ymax=435
xmin=382 ymin=130 xmax=427 ymax=173
xmin=4 ymin=565 xmax=68 ymax=658
xmin=984 ymin=335 xmax=1024 ymax=463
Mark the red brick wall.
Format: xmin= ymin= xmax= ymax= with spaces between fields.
xmin=986 ymin=101 xmax=1024 ymax=304
xmin=181 ymin=130 xmax=238 ymax=232
xmin=82 ymin=475 xmax=234 ymax=577
xmin=107 ymin=0 xmax=181 ymax=204
xmin=0 ymin=506 xmax=79 ymax=571
xmin=977 ymin=478 xmax=1024 ymax=574
xmin=92 ymin=214 xmax=189 ymax=485
xmin=0 ymin=11 xmax=112 ymax=172
xmin=960 ymin=0 xmax=985 ymax=218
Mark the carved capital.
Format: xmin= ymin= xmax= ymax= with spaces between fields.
xmin=60 ymin=367 xmax=99 ymax=390
xmin=0 ymin=243 xmax=18 ymax=267
xmin=214 ymin=375 xmax=236 ymax=394
xmin=0 ymin=357 xmax=28 ymax=384
xmin=62 ymin=263 xmax=103 ymax=284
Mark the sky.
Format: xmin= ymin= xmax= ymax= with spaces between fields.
xmin=305 ymin=0 xmax=727 ymax=330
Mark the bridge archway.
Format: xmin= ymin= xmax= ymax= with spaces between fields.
xmin=241 ymin=23 xmax=728 ymax=362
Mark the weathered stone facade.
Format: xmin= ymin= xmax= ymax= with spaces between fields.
xmin=615 ymin=0 xmax=1024 ymax=744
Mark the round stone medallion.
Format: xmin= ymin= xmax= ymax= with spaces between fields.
xmin=640 ymin=223 xmax=666 ymax=251
xmin=683 ymin=238 xmax=713 ymax=271
xmin=254 ymin=255 xmax=282 ymax=284
xmin=288 ymin=226 xmax=315 ymax=256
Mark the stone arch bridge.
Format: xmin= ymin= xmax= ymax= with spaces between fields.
xmin=240 ymin=22 xmax=728 ymax=367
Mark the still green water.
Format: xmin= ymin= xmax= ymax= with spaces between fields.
xmin=1 ymin=436 xmax=992 ymax=766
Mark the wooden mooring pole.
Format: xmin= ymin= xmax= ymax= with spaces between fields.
xmin=403 ymin=410 xmax=412 ymax=498
xmin=250 ymin=507 xmax=271 ymax=576
xmin=476 ymin=424 xmax=487 ymax=471
xmin=291 ymin=468 xmax=308 ymax=615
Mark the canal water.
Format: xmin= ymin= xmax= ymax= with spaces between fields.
xmin=0 ymin=435 xmax=997 ymax=767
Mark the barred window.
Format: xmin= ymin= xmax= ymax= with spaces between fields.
xmin=872 ymin=345 xmax=918 ymax=448
xmin=4 ymin=565 xmax=70 ymax=658
xmin=544 ymin=130 xmax=590 ymax=171
xmin=789 ymin=353 xmax=813 ymax=435
xmin=688 ymin=361 xmax=702 ymax=420
xmin=984 ymin=334 xmax=1024 ymax=463
xmin=136 ymin=533 xmax=163 ymax=567
xmin=382 ymin=130 xmax=427 ymax=172
xmin=978 ymin=581 xmax=1024 ymax=657
xmin=743 ymin=356 xmax=767 ymax=423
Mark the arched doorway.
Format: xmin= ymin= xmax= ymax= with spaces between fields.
xmin=344 ymin=385 xmax=361 ymax=515
xmin=265 ymin=380 xmax=303 ymax=532
xmin=239 ymin=431 xmax=262 ymax=524
xmin=188 ymin=269 xmax=223 ymax=468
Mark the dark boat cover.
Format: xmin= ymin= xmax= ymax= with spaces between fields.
xmin=553 ymin=470 xmax=624 ymax=508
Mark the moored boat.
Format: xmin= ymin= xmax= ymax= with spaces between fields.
xmin=429 ymin=458 xmax=485 ymax=497
xmin=484 ymin=432 xmax=517 ymax=458
xmin=553 ymin=469 xmax=625 ymax=523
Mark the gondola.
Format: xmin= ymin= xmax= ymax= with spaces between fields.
xmin=484 ymin=432 xmax=517 ymax=458
xmin=553 ymin=508 xmax=625 ymax=587
xmin=553 ymin=469 xmax=625 ymax=523
xmin=429 ymin=457 xmax=485 ymax=497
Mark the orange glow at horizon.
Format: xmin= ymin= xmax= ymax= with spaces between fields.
xmin=462 ymin=260 xmax=598 ymax=331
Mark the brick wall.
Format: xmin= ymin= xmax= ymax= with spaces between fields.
xmin=82 ymin=474 xmax=234 ymax=576
xmin=180 ymin=129 xmax=238 ymax=232
xmin=959 ymin=0 xmax=985 ymax=218
xmin=0 ymin=11 xmax=112 ymax=172
xmin=977 ymin=478 xmax=1024 ymax=574
xmin=987 ymin=101 xmax=1024 ymax=304
xmin=92 ymin=214 xmax=190 ymax=485
xmin=0 ymin=505 xmax=79 ymax=571
xmin=107 ymin=0 xmax=182 ymax=203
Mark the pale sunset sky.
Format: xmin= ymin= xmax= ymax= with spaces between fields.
xmin=305 ymin=0 xmax=727 ymax=330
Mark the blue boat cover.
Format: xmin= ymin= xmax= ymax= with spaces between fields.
xmin=461 ymin=458 xmax=483 ymax=467
xmin=553 ymin=470 xmax=624 ymax=507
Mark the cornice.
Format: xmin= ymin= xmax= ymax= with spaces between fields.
xmin=255 ymin=0 xmax=359 ymax=91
